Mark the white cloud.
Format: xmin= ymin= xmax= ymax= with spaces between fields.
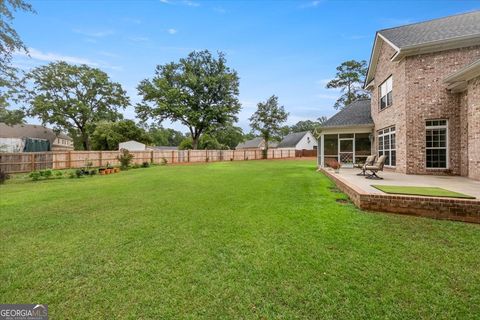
xmin=17 ymin=48 xmax=99 ymax=66
xmin=167 ymin=28 xmax=178 ymax=35
xmin=300 ymin=0 xmax=324 ymax=8
xmin=73 ymin=29 xmax=114 ymax=37
xmin=182 ymin=0 xmax=200 ymax=7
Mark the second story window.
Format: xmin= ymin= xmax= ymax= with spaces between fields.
xmin=379 ymin=76 xmax=393 ymax=110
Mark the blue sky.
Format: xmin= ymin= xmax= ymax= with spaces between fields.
xmin=13 ymin=0 xmax=479 ymax=133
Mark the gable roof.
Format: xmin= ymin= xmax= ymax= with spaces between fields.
xmin=366 ymin=11 xmax=480 ymax=86
xmin=321 ymin=99 xmax=373 ymax=128
xmin=0 ymin=123 xmax=72 ymax=142
xmin=379 ymin=11 xmax=480 ymax=49
xmin=236 ymin=137 xmax=277 ymax=149
xmin=277 ymin=131 xmax=311 ymax=148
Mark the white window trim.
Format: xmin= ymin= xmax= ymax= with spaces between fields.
xmin=426 ymin=120 xmax=449 ymax=170
xmin=379 ymin=76 xmax=393 ymax=111
xmin=378 ymin=126 xmax=396 ymax=167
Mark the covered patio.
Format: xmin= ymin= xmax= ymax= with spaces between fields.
xmin=320 ymin=168 xmax=480 ymax=223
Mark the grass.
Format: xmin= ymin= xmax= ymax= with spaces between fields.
xmin=372 ymin=185 xmax=476 ymax=199
xmin=1 ymin=160 xmax=479 ymax=319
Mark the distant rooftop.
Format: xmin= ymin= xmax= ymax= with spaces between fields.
xmin=321 ymin=99 xmax=373 ymax=128
xmin=0 ymin=123 xmax=72 ymax=142
xmin=277 ymin=131 xmax=310 ymax=148
xmin=378 ymin=11 xmax=480 ymax=48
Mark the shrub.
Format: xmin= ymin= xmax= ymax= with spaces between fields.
xmin=89 ymin=169 xmax=97 ymax=176
xmin=54 ymin=171 xmax=63 ymax=177
xmin=68 ymin=172 xmax=75 ymax=179
xmin=142 ymin=161 xmax=150 ymax=168
xmin=43 ymin=169 xmax=53 ymax=179
xmin=117 ymin=149 xmax=134 ymax=169
xmin=75 ymin=169 xmax=83 ymax=178
xmin=29 ymin=171 xmax=41 ymax=181
xmin=0 ymin=170 xmax=9 ymax=184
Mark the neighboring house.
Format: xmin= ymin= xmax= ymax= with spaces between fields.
xmin=236 ymin=137 xmax=278 ymax=150
xmin=118 ymin=140 xmax=147 ymax=151
xmin=0 ymin=123 xmax=73 ymax=152
xmin=318 ymin=11 xmax=480 ymax=180
xmin=277 ymin=131 xmax=317 ymax=150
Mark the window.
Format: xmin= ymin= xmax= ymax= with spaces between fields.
xmin=378 ymin=127 xmax=396 ymax=166
xmin=379 ymin=76 xmax=393 ymax=110
xmin=426 ymin=120 xmax=448 ymax=169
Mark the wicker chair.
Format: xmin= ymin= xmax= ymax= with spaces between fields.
xmin=365 ymin=155 xmax=387 ymax=179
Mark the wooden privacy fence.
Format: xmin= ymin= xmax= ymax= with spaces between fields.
xmin=0 ymin=148 xmax=297 ymax=173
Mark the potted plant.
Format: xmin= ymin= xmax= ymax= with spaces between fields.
xmin=326 ymin=159 xmax=342 ymax=173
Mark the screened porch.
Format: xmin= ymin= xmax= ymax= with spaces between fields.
xmin=317 ymin=129 xmax=373 ymax=168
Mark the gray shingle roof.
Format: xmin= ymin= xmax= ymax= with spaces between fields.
xmin=321 ymin=99 xmax=373 ymax=128
xmin=379 ymin=11 xmax=480 ymax=48
xmin=0 ymin=123 xmax=72 ymax=142
xmin=277 ymin=131 xmax=310 ymax=148
xmin=236 ymin=137 xmax=277 ymax=149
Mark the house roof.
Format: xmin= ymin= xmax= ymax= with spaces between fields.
xmin=236 ymin=137 xmax=278 ymax=149
xmin=0 ymin=123 xmax=72 ymax=143
xmin=378 ymin=11 xmax=480 ymax=49
xmin=444 ymin=58 xmax=480 ymax=92
xmin=321 ymin=99 xmax=373 ymax=128
xmin=277 ymin=131 xmax=311 ymax=148
xmin=366 ymin=11 xmax=480 ymax=86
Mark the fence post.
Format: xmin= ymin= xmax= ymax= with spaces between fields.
xmin=244 ymin=150 xmax=246 ymax=160
xmin=187 ymin=150 xmax=190 ymax=162
xmin=98 ymin=151 xmax=102 ymax=168
xmin=206 ymin=149 xmax=208 ymax=162
xmin=31 ymin=153 xmax=35 ymax=171
xmin=150 ymin=150 xmax=154 ymax=163
xmin=171 ymin=150 xmax=174 ymax=164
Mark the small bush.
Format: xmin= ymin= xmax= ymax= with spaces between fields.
xmin=89 ymin=169 xmax=97 ymax=176
xmin=43 ymin=169 xmax=53 ymax=178
xmin=29 ymin=171 xmax=41 ymax=181
xmin=142 ymin=161 xmax=150 ymax=168
xmin=54 ymin=171 xmax=63 ymax=177
xmin=117 ymin=149 xmax=134 ymax=169
xmin=68 ymin=172 xmax=75 ymax=179
xmin=0 ymin=170 xmax=9 ymax=184
xmin=75 ymin=169 xmax=83 ymax=178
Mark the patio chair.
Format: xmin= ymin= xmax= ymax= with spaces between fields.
xmin=365 ymin=155 xmax=387 ymax=180
xmin=355 ymin=155 xmax=376 ymax=176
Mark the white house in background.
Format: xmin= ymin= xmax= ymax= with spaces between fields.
xmin=277 ymin=131 xmax=317 ymax=150
xmin=118 ymin=140 xmax=146 ymax=151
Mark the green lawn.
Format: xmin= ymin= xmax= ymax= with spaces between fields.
xmin=372 ymin=185 xmax=476 ymax=199
xmin=1 ymin=160 xmax=479 ymax=319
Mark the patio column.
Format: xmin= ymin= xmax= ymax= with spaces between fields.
xmin=320 ymin=134 xmax=325 ymax=167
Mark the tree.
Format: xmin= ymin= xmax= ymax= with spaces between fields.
xmin=148 ymin=126 xmax=185 ymax=146
xmin=326 ymin=60 xmax=369 ymax=110
xmin=317 ymin=116 xmax=328 ymax=125
xmin=0 ymin=0 xmax=35 ymax=124
xmin=91 ymin=120 xmax=152 ymax=150
xmin=207 ymin=124 xmax=244 ymax=150
xmin=178 ymin=134 xmax=223 ymax=150
xmin=290 ymin=120 xmax=319 ymax=133
xmin=249 ymin=95 xmax=288 ymax=155
xmin=27 ymin=61 xmax=129 ymax=150
xmin=136 ymin=50 xmax=241 ymax=150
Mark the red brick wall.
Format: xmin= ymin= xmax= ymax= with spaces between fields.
xmin=404 ymin=46 xmax=480 ymax=175
xmin=370 ymin=40 xmax=407 ymax=173
xmin=371 ymin=42 xmax=480 ymax=176
xmin=322 ymin=169 xmax=480 ymax=223
xmin=467 ymin=76 xmax=480 ymax=180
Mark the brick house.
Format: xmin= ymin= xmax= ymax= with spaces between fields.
xmin=318 ymin=11 xmax=480 ymax=181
